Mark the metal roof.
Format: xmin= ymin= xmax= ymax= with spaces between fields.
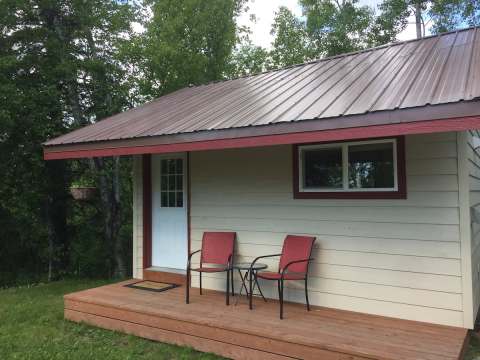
xmin=45 ymin=27 xmax=480 ymax=148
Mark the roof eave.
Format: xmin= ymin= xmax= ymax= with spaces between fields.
xmin=43 ymin=101 xmax=480 ymax=160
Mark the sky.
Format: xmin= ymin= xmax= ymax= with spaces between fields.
xmin=237 ymin=0 xmax=424 ymax=50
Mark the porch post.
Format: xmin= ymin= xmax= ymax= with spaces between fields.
xmin=142 ymin=154 xmax=152 ymax=269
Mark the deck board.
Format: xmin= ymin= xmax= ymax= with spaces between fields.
xmin=64 ymin=280 xmax=468 ymax=360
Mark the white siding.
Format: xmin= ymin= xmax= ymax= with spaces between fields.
xmin=132 ymin=155 xmax=143 ymax=279
xmin=189 ymin=132 xmax=465 ymax=327
xmin=468 ymin=130 xmax=480 ymax=325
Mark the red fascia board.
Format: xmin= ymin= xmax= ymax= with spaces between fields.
xmin=43 ymin=116 xmax=480 ymax=160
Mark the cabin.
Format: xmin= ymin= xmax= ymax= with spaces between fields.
xmin=43 ymin=27 xmax=480 ymax=359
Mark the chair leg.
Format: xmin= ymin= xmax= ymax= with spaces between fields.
xmin=199 ymin=272 xmax=202 ymax=295
xmin=277 ymin=279 xmax=281 ymax=301
xmin=305 ymin=277 xmax=310 ymax=311
xmin=279 ymin=279 xmax=284 ymax=320
xmin=230 ymin=268 xmax=234 ymax=296
xmin=186 ymin=268 xmax=190 ymax=304
xmin=249 ymin=269 xmax=253 ymax=310
xmin=226 ymin=270 xmax=230 ymax=306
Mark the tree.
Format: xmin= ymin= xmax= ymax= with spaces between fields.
xmin=299 ymin=0 xmax=380 ymax=57
xmin=270 ymin=6 xmax=313 ymax=67
xmin=375 ymin=1 xmax=429 ymax=39
xmin=136 ymin=0 xmax=247 ymax=97
xmin=226 ymin=39 xmax=272 ymax=77
xmin=430 ymin=0 xmax=480 ymax=33
xmin=0 ymin=0 xmax=139 ymax=282
xmin=376 ymin=0 xmax=479 ymax=40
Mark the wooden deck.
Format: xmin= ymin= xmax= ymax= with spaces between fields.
xmin=64 ymin=280 xmax=468 ymax=360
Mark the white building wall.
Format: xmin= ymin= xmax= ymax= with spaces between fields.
xmin=467 ymin=130 xmax=480 ymax=326
xmin=188 ymin=132 xmax=465 ymax=327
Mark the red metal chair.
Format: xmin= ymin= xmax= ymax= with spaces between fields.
xmin=186 ymin=232 xmax=236 ymax=305
xmin=250 ymin=235 xmax=315 ymax=319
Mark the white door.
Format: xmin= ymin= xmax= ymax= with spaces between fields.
xmin=151 ymin=153 xmax=188 ymax=270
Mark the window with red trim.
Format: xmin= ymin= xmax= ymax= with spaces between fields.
xmin=293 ymin=137 xmax=406 ymax=199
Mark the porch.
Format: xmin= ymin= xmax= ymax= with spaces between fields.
xmin=64 ymin=280 xmax=468 ymax=360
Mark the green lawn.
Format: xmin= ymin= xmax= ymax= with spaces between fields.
xmin=0 ymin=279 xmax=222 ymax=360
xmin=1 ymin=279 xmax=479 ymax=360
xmin=466 ymin=335 xmax=480 ymax=360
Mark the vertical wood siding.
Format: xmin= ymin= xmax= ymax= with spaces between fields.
xmin=132 ymin=155 xmax=143 ymax=279
xmin=468 ymin=130 xmax=480 ymax=325
xmin=188 ymin=133 xmax=464 ymax=327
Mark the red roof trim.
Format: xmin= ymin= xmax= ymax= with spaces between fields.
xmin=44 ymin=116 xmax=480 ymax=160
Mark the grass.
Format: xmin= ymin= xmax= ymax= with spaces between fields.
xmin=2 ymin=279 xmax=480 ymax=360
xmin=466 ymin=334 xmax=480 ymax=360
xmin=0 ymin=279 xmax=223 ymax=360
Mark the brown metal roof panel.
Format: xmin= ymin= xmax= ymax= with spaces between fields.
xmin=43 ymin=27 xmax=480 ymax=148
xmin=204 ymin=62 xmax=324 ymax=130
xmin=370 ymin=36 xmax=439 ymax=112
xmin=73 ymin=86 xmax=200 ymax=142
xmin=400 ymin=32 xmax=458 ymax=108
xmin=345 ymin=41 xmax=419 ymax=115
xmin=466 ymin=27 xmax=480 ymax=100
xmin=300 ymin=48 xmax=386 ymax=120
xmin=277 ymin=53 xmax=364 ymax=122
xmin=242 ymin=57 xmax=344 ymax=126
xmin=49 ymin=85 xmax=199 ymax=145
xmin=96 ymin=73 xmax=269 ymax=140
xmin=146 ymin=65 xmax=300 ymax=136
xmin=201 ymin=63 xmax=324 ymax=130
xmin=430 ymin=30 xmax=475 ymax=104
xmin=98 ymin=77 xmax=246 ymax=140
xmin=322 ymin=44 xmax=404 ymax=118
xmin=188 ymin=63 xmax=320 ymax=131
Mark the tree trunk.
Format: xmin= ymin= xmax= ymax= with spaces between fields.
xmin=90 ymin=157 xmax=125 ymax=278
xmin=44 ymin=160 xmax=69 ymax=281
xmin=415 ymin=2 xmax=422 ymax=39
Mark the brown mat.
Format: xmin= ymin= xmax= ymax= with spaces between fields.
xmin=124 ymin=280 xmax=179 ymax=293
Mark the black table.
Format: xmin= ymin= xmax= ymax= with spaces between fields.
xmin=233 ymin=262 xmax=267 ymax=305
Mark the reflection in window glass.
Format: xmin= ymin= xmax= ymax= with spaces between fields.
xmin=176 ymin=192 xmax=183 ymax=207
xmin=160 ymin=158 xmax=184 ymax=207
xmin=348 ymin=143 xmax=394 ymax=189
xmin=168 ymin=159 xmax=176 ymax=174
xmin=303 ymin=147 xmax=343 ymax=189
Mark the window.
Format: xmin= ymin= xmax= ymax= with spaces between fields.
xmin=294 ymin=137 xmax=406 ymax=199
xmin=160 ymin=158 xmax=184 ymax=207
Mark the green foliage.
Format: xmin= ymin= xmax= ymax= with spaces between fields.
xmin=372 ymin=0 xmax=411 ymax=44
xmin=430 ymin=0 xmax=480 ymax=33
xmin=270 ymin=6 xmax=313 ymax=67
xmin=300 ymin=0 xmax=380 ymax=57
xmin=0 ymin=279 xmax=223 ymax=359
xmin=226 ymin=39 xmax=272 ymax=77
xmin=135 ymin=0 xmax=246 ymax=97
xmin=0 ymin=0 xmax=138 ymax=286
xmin=268 ymin=0 xmax=411 ymax=63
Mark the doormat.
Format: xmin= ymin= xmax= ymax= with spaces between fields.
xmin=125 ymin=280 xmax=180 ymax=293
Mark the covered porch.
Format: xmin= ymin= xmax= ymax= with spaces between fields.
xmin=64 ymin=280 xmax=468 ymax=360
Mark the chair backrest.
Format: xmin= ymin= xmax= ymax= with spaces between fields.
xmin=201 ymin=232 xmax=236 ymax=265
xmin=279 ymin=235 xmax=315 ymax=273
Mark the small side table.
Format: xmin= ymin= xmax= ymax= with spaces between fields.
xmin=233 ymin=262 xmax=268 ymax=305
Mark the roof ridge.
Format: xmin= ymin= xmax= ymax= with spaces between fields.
xmin=194 ymin=25 xmax=479 ymax=89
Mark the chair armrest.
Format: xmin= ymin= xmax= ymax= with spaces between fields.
xmin=187 ymin=250 xmax=201 ymax=269
xmin=249 ymin=254 xmax=282 ymax=273
xmin=281 ymin=258 xmax=314 ymax=278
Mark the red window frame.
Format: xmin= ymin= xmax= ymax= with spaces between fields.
xmin=292 ymin=136 xmax=406 ymax=199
